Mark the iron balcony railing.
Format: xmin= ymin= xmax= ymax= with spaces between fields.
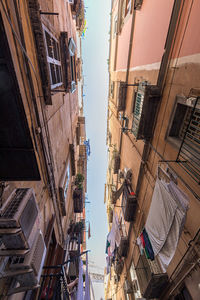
xmin=37 ymin=250 xmax=89 ymax=300
xmin=177 ymin=97 xmax=200 ymax=184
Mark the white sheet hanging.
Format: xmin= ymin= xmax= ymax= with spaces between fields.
xmin=107 ymin=212 xmax=121 ymax=253
xmin=77 ymin=258 xmax=84 ymax=300
xmin=145 ymin=179 xmax=189 ymax=272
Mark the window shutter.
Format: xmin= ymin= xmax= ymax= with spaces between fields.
xmin=27 ymin=0 xmax=52 ymax=105
xmin=60 ymin=32 xmax=71 ymax=91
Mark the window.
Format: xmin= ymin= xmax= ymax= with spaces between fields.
xmin=167 ymin=95 xmax=200 ymax=183
xmin=167 ymin=96 xmax=200 ymax=147
xmin=43 ymin=26 xmax=62 ymax=89
xmin=125 ymin=0 xmax=132 ymax=16
xmin=120 ymin=0 xmax=131 ymax=30
xmin=69 ymin=38 xmax=76 ymax=93
xmin=59 ymin=160 xmax=71 ymax=215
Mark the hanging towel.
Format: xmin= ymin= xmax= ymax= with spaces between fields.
xmin=145 ymin=178 xmax=189 ymax=271
xmin=77 ymin=258 xmax=84 ymax=300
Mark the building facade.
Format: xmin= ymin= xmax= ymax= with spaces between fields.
xmin=0 ymin=0 xmax=88 ymax=298
xmin=105 ymin=0 xmax=200 ymax=299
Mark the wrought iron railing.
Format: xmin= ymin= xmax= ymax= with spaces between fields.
xmin=177 ymin=97 xmax=200 ymax=184
xmin=37 ymin=250 xmax=89 ymax=300
xmin=38 ymin=265 xmax=70 ymax=300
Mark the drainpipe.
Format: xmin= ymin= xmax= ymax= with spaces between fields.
xmin=119 ymin=6 xmax=136 ymax=155
xmin=116 ymin=4 xmax=138 ymax=247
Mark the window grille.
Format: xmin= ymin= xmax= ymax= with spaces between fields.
xmin=176 ymin=97 xmax=200 ymax=184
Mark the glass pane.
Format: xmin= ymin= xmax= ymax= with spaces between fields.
xmin=45 ymin=31 xmax=53 ymax=58
xmin=55 ymin=65 xmax=61 ymax=83
xmin=71 ymin=56 xmax=75 ymax=81
xmin=53 ymin=39 xmax=60 ymax=60
xmin=50 ymin=63 xmax=56 ymax=85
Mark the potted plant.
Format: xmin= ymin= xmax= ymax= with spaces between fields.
xmin=75 ymin=173 xmax=84 ymax=189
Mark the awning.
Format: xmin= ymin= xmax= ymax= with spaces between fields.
xmin=145 ymin=179 xmax=189 ymax=271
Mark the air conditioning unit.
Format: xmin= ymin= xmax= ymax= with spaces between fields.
xmin=0 ymin=188 xmax=38 ymax=249
xmin=135 ymin=255 xmax=168 ymax=298
xmin=9 ymin=230 xmax=46 ymax=289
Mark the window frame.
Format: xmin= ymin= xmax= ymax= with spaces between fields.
xmin=68 ymin=37 xmax=76 ymax=93
xmin=43 ymin=24 xmax=63 ymax=90
xmin=166 ymin=95 xmax=199 ymax=148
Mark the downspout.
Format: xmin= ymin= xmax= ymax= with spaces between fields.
xmin=106 ymin=0 xmax=114 ymax=145
xmin=116 ymin=3 xmax=138 ymax=246
xmin=119 ymin=6 xmax=136 ymax=155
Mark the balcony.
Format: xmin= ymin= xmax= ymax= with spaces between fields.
xmin=118 ymin=236 xmax=129 ymax=257
xmin=132 ymin=84 xmax=160 ymax=140
xmin=135 ymin=255 xmax=168 ymax=299
xmin=122 ymin=184 xmax=137 ymax=222
xmin=113 ymin=154 xmax=120 ymax=174
xmin=68 ymin=221 xmax=85 ymax=245
xmin=117 ymin=82 xmax=127 ymax=111
xmin=73 ymin=188 xmax=83 ymax=213
xmin=114 ymin=256 xmax=124 ymax=276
